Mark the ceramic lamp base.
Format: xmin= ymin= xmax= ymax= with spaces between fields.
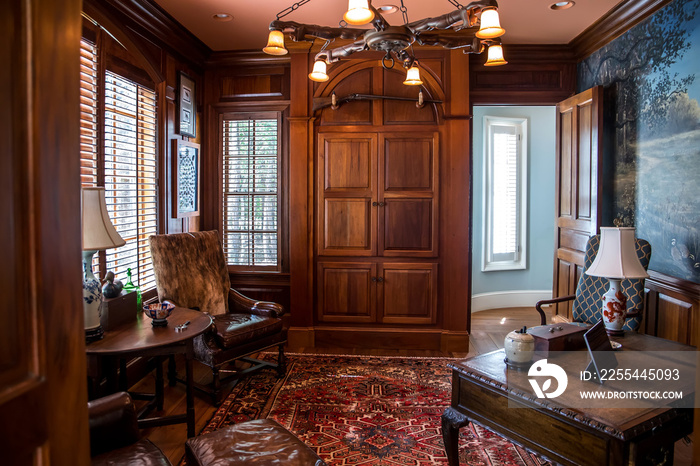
xmin=601 ymin=278 xmax=627 ymax=335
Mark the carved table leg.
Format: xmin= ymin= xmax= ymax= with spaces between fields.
xmin=442 ymin=407 xmax=470 ymax=466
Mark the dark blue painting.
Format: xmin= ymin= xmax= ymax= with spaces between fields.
xmin=578 ymin=0 xmax=700 ymax=283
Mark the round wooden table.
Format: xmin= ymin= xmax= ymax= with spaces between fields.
xmin=86 ymin=307 xmax=212 ymax=437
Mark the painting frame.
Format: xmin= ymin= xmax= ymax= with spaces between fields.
xmin=178 ymin=71 xmax=196 ymax=138
xmin=172 ymin=139 xmax=200 ymax=218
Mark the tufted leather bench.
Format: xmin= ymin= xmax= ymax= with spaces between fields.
xmin=185 ymin=419 xmax=326 ymax=466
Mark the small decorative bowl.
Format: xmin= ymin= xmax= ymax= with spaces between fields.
xmin=143 ymin=302 xmax=175 ymax=326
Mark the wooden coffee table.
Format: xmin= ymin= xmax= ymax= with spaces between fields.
xmin=86 ymin=307 xmax=212 ymax=437
xmin=441 ymin=332 xmax=695 ymax=465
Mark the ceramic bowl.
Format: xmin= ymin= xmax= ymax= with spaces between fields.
xmin=143 ymin=302 xmax=175 ymax=326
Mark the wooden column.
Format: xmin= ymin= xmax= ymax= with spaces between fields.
xmin=440 ymin=50 xmax=471 ymax=352
xmin=287 ymin=52 xmax=315 ymax=348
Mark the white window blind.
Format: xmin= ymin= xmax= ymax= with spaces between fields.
xmin=79 ymin=38 xmax=98 ymax=187
xmin=483 ymin=116 xmax=527 ymax=271
xmin=222 ymin=116 xmax=280 ymax=268
xmin=103 ymin=72 xmax=158 ymax=290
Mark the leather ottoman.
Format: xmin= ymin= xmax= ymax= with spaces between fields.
xmin=185 ymin=419 xmax=326 ymax=466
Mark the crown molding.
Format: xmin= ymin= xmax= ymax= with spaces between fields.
xmin=570 ymin=0 xmax=672 ymax=60
xmin=83 ymin=0 xmax=211 ymax=69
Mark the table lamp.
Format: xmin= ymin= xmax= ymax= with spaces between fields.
xmin=585 ymin=227 xmax=649 ymax=335
xmin=82 ymin=187 xmax=125 ymax=342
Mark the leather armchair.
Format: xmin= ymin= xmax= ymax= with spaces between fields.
xmin=535 ymin=234 xmax=651 ymax=331
xmin=149 ymin=230 xmax=287 ymax=405
xmin=88 ymin=391 xmax=171 ymax=465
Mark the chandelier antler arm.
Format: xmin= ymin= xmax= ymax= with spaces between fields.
xmin=414 ymin=32 xmax=483 ymax=52
xmin=269 ymin=20 xmax=367 ymax=42
xmin=315 ymin=40 xmax=369 ymax=64
xmin=406 ymin=0 xmax=498 ymax=34
xmin=368 ymin=4 xmax=390 ymax=31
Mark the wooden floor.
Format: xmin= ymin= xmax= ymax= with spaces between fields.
xmin=134 ymin=307 xmax=692 ymax=465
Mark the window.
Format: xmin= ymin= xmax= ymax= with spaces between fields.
xmin=80 ymin=37 xmax=158 ymax=290
xmin=221 ymin=114 xmax=281 ymax=270
xmin=482 ymin=116 xmax=527 ymax=271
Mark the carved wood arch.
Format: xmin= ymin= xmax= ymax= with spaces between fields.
xmin=312 ymin=58 xmax=445 ymax=124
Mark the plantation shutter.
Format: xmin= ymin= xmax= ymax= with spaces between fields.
xmin=222 ymin=116 xmax=280 ymax=269
xmin=79 ymin=38 xmax=98 ymax=187
xmin=491 ymin=124 xmax=519 ymax=262
xmin=104 ymin=71 xmax=158 ymax=290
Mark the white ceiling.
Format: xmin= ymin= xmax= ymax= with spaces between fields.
xmin=152 ymin=0 xmax=624 ymax=52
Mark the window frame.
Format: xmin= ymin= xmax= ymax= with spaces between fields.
xmin=482 ymin=115 xmax=528 ymax=272
xmin=220 ymin=109 xmax=287 ymax=273
xmin=80 ymin=31 xmax=160 ymax=292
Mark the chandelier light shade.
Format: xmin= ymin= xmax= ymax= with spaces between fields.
xmin=403 ymin=66 xmax=423 ymax=85
xmin=309 ymin=60 xmax=330 ymax=82
xmin=263 ymin=30 xmax=288 ymax=55
xmin=344 ymin=0 xmax=375 ymax=25
xmin=264 ymin=0 xmax=507 ymax=85
xmin=585 ymin=227 xmax=649 ymax=335
xmin=475 ymin=8 xmax=505 ymax=39
xmin=484 ymin=43 xmax=507 ymax=66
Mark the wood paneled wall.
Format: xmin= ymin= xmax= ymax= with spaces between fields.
xmin=83 ymin=0 xmax=207 ymax=237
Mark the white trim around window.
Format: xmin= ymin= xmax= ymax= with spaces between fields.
xmin=482 ymin=116 xmax=528 ymax=272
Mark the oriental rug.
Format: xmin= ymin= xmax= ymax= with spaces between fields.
xmin=199 ymin=354 xmax=550 ymax=466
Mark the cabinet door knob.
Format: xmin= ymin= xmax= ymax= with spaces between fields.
xmin=372 ymin=201 xmax=378 ymax=207
xmin=377 ymin=277 xmax=384 ymax=283
xmin=378 ymin=202 xmax=385 ymax=207
xmin=371 ymin=277 xmax=377 ymax=282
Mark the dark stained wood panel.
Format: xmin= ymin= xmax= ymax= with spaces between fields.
xmin=643 ymin=271 xmax=699 ymax=346
xmin=220 ymin=67 xmax=287 ymax=99
xmin=383 ymin=70 xmax=437 ymax=125
xmin=317 ymin=262 xmax=376 ymax=323
xmin=322 ymin=199 xmax=374 ymax=253
xmin=380 ymin=263 xmax=438 ymax=325
xmin=381 ymin=199 xmax=433 ymax=252
xmin=323 ymin=137 xmax=374 ymax=191
xmin=577 ymin=103 xmax=593 ymax=219
xmin=383 ymin=138 xmax=434 ymax=191
xmin=559 ymin=108 xmax=573 ymax=218
xmin=320 ymin=68 xmax=373 ymax=126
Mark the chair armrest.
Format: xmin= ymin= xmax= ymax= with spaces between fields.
xmin=534 ymin=295 xmax=575 ymax=325
xmin=88 ymin=391 xmax=140 ymax=457
xmin=228 ymin=288 xmax=285 ymax=318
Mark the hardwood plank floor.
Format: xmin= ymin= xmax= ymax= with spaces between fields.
xmin=133 ymin=306 xmax=692 ymax=465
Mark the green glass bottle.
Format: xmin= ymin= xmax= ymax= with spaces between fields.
xmin=122 ymin=268 xmax=142 ymax=311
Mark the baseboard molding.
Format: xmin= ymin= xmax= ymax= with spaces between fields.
xmin=471 ymin=290 xmax=552 ymax=313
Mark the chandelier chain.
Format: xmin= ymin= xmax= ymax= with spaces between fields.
xmin=446 ymin=0 xmax=467 ymax=10
xmin=399 ymin=0 xmax=409 ymax=24
xmin=275 ymin=0 xmax=313 ymax=20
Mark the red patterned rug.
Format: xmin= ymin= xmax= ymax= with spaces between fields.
xmin=200 ymin=354 xmax=550 ymax=465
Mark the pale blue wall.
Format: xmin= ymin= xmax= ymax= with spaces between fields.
xmin=472 ymin=106 xmax=556 ymax=295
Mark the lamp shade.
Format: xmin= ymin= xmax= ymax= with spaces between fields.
xmin=403 ymin=66 xmax=423 ymax=85
xmin=476 ymin=8 xmax=505 ymax=39
xmin=585 ymin=227 xmax=649 ymax=279
xmin=308 ymin=60 xmax=329 ymax=82
xmin=263 ymin=30 xmax=288 ymax=55
xmin=484 ymin=44 xmax=507 ymax=66
xmin=344 ymin=0 xmax=374 ymax=25
xmin=82 ymin=187 xmax=125 ymax=251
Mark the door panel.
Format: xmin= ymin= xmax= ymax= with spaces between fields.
xmin=318 ymin=133 xmax=377 ymax=256
xmin=381 ymin=198 xmax=434 ymax=254
xmin=317 ymin=262 xmax=376 ymax=323
xmin=552 ymin=87 xmax=602 ymax=319
xmin=380 ymin=263 xmax=438 ymax=324
xmin=379 ymin=133 xmax=438 ymax=257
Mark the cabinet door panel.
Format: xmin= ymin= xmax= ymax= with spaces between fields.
xmin=380 ymin=263 xmax=438 ymax=324
xmin=382 ymin=137 xmax=435 ymax=191
xmin=317 ymin=262 xmax=376 ymax=323
xmin=323 ymin=137 xmax=374 ymax=192
xmin=321 ymin=198 xmax=374 ymax=255
xmin=381 ymin=198 xmax=435 ymax=255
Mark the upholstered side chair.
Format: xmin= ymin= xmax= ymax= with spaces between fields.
xmin=149 ymin=230 xmax=286 ymax=404
xmin=535 ymin=234 xmax=652 ymax=332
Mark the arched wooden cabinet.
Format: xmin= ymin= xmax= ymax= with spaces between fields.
xmin=314 ymin=60 xmax=443 ymax=330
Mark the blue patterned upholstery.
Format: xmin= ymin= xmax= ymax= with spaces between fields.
xmin=571 ymin=235 xmax=651 ymax=332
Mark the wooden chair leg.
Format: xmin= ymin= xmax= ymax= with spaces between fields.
xmin=168 ymin=354 xmax=177 ymax=387
xmin=212 ymin=366 xmax=221 ymax=405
